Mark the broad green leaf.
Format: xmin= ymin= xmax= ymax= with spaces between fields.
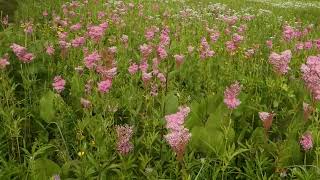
xmin=39 ymin=91 xmax=55 ymax=123
xmin=32 ymin=158 xmax=60 ymax=180
xmin=164 ymin=93 xmax=178 ymax=115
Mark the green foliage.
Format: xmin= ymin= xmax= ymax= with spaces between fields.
xmin=39 ymin=91 xmax=55 ymax=123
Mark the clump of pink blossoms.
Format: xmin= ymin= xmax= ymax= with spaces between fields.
xmin=10 ymin=43 xmax=35 ymax=63
xmin=301 ymin=56 xmax=320 ymax=101
xmin=115 ymin=125 xmax=134 ymax=155
xmin=46 ymin=44 xmax=55 ymax=56
xmin=200 ymin=37 xmax=215 ymax=60
xmin=224 ymin=81 xmax=242 ymax=109
xmin=52 ymin=76 xmax=66 ymax=93
xmin=164 ymin=106 xmax=191 ymax=161
xmin=128 ymin=62 xmax=139 ymax=75
xmin=300 ymin=132 xmax=313 ymax=151
xmin=87 ymin=22 xmax=108 ymax=42
xmin=84 ymin=51 xmax=101 ymax=69
xmin=268 ymin=50 xmax=292 ymax=75
xmin=98 ymin=79 xmax=112 ymax=93
xmin=71 ymin=36 xmax=86 ymax=48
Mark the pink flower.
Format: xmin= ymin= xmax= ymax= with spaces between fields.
xmin=283 ymin=25 xmax=295 ymax=41
xmin=145 ymin=26 xmax=158 ymax=41
xmin=87 ymin=22 xmax=108 ymax=42
xmin=70 ymin=23 xmax=82 ymax=31
xmin=157 ymin=73 xmax=166 ymax=83
xmin=200 ymin=37 xmax=215 ymax=60
xmin=139 ymin=44 xmax=153 ymax=60
xmin=10 ymin=43 xmax=35 ymax=63
xmin=301 ymin=55 xmax=320 ymax=101
xmin=159 ymin=26 xmax=170 ymax=46
xmin=0 ymin=54 xmax=10 ymax=69
xmin=224 ymin=81 xmax=242 ymax=109
xmin=164 ymin=106 xmax=191 ymax=160
xmin=98 ymin=79 xmax=112 ymax=93
xmin=142 ymin=72 xmax=152 ymax=84
xmin=97 ymin=11 xmax=106 ymax=19
xmin=71 ymin=36 xmax=86 ymax=47
xmin=23 ymin=21 xmax=33 ymax=35
xmin=116 ymin=125 xmax=134 ymax=155
xmin=210 ymin=31 xmax=220 ymax=43
xmin=84 ymin=51 xmax=101 ymax=69
xmin=232 ymin=33 xmax=244 ymax=44
xmin=295 ymin=42 xmax=304 ymax=51
xmin=266 ymin=40 xmax=273 ymax=49
xmin=304 ymin=41 xmax=313 ymax=50
xmin=52 ymin=76 xmax=66 ymax=93
xmin=237 ymin=24 xmax=247 ymax=34
xmin=46 ymin=44 xmax=55 ymax=56
xmin=80 ymin=98 xmax=91 ymax=108
xmin=300 ymin=132 xmax=313 ymax=151
xmin=315 ymin=39 xmax=320 ymax=50
xmin=157 ymin=46 xmax=167 ymax=60
xmin=128 ymin=62 xmax=139 ymax=75
xmin=223 ymin=15 xmax=238 ymax=26
xmin=269 ymin=50 xmax=292 ymax=75
xmin=225 ymin=41 xmax=237 ymax=54
xmin=108 ymin=46 xmax=117 ymax=54
xmin=174 ymin=54 xmax=185 ymax=67
xmin=259 ymin=112 xmax=274 ymax=131
xmin=139 ymin=61 xmax=149 ymax=72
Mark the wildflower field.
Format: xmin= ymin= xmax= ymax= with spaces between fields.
xmin=1 ymin=0 xmax=320 ymax=179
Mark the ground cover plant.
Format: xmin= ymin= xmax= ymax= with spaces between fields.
xmin=1 ymin=0 xmax=320 ymax=179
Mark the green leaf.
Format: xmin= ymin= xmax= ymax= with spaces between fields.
xmin=39 ymin=91 xmax=55 ymax=123
xmin=164 ymin=93 xmax=178 ymax=115
xmin=32 ymin=158 xmax=60 ymax=180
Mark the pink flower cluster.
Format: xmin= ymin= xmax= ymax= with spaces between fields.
xmin=157 ymin=27 xmax=170 ymax=60
xmin=87 ymin=22 xmax=108 ymax=42
xmin=52 ymin=76 xmax=66 ymax=93
xmin=268 ymin=50 xmax=292 ymax=75
xmin=10 ymin=43 xmax=35 ymax=63
xmin=46 ymin=44 xmax=55 ymax=56
xmin=301 ymin=55 xmax=320 ymax=101
xmin=164 ymin=106 xmax=191 ymax=160
xmin=116 ymin=124 xmax=134 ymax=155
xmin=300 ymin=132 xmax=313 ymax=151
xmin=145 ymin=26 xmax=159 ymax=41
xmin=98 ymin=79 xmax=112 ymax=93
xmin=224 ymin=81 xmax=242 ymax=109
xmin=200 ymin=37 xmax=215 ymax=60
xmin=84 ymin=51 xmax=101 ymax=69
xmin=71 ymin=36 xmax=86 ymax=48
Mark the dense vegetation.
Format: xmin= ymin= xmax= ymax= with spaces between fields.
xmin=0 ymin=0 xmax=320 ymax=179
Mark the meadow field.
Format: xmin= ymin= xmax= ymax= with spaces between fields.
xmin=1 ymin=0 xmax=320 ymax=179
